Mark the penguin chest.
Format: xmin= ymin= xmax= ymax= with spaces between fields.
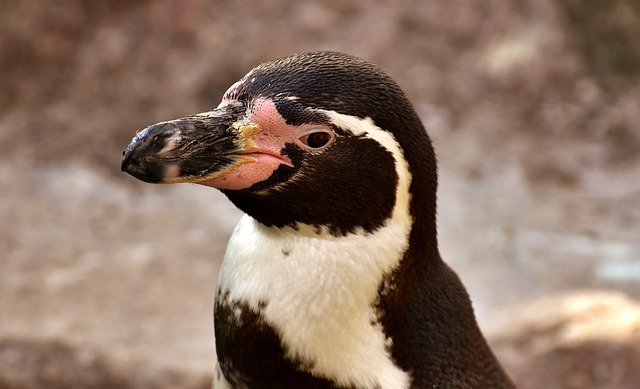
xmin=214 ymin=215 xmax=412 ymax=389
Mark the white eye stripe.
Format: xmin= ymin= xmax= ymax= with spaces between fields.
xmin=318 ymin=110 xmax=413 ymax=229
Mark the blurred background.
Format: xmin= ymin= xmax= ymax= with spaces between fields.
xmin=1 ymin=1 xmax=639 ymax=388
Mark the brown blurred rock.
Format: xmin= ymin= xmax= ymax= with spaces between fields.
xmin=0 ymin=337 xmax=211 ymax=389
xmin=488 ymin=291 xmax=640 ymax=389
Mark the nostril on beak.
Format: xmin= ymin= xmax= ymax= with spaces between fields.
xmin=121 ymin=151 xmax=136 ymax=172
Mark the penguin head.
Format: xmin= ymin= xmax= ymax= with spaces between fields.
xmin=122 ymin=51 xmax=437 ymax=238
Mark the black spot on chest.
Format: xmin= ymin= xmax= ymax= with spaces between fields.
xmin=214 ymin=290 xmax=360 ymax=389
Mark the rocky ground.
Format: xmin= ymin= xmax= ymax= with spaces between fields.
xmin=1 ymin=1 xmax=639 ymax=387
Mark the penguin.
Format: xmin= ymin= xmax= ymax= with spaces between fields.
xmin=121 ymin=51 xmax=516 ymax=389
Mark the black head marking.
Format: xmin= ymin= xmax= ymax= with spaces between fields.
xmin=225 ymin=52 xmax=437 ymax=243
xmin=224 ymin=134 xmax=397 ymax=236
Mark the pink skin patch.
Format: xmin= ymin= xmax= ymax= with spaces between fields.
xmin=198 ymin=98 xmax=331 ymax=191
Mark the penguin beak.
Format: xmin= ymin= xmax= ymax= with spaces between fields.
xmin=121 ymin=100 xmax=289 ymax=187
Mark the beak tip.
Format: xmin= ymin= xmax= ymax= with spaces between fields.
xmin=121 ymin=155 xmax=130 ymax=173
xmin=121 ymin=102 xmax=245 ymax=184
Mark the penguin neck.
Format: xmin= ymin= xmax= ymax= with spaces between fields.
xmin=219 ymin=215 xmax=413 ymax=319
xmin=217 ymin=215 xmax=413 ymax=388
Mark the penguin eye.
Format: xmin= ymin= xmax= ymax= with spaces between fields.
xmin=297 ymin=129 xmax=334 ymax=150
